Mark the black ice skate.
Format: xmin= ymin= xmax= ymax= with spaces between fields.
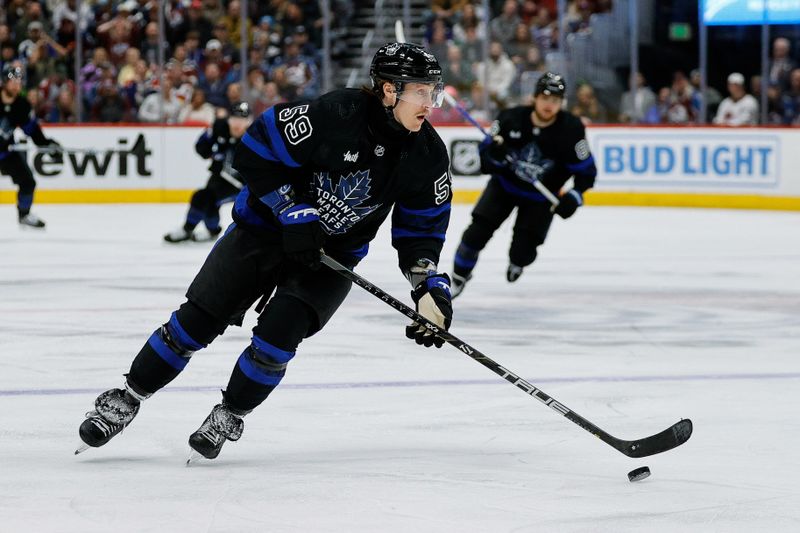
xmin=187 ymin=403 xmax=246 ymax=463
xmin=18 ymin=213 xmax=46 ymax=228
xmin=163 ymin=227 xmax=193 ymax=243
xmin=191 ymin=227 xmax=222 ymax=242
xmin=506 ymin=264 xmax=524 ymax=283
xmin=451 ymin=272 xmax=471 ymax=299
xmin=76 ymin=388 xmax=141 ymax=454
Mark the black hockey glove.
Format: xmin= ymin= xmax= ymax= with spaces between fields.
xmin=406 ymin=273 xmax=453 ymax=348
xmin=277 ymin=202 xmax=325 ymax=269
xmin=554 ymin=189 xmax=583 ymax=219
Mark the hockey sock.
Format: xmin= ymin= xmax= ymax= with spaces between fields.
xmin=17 ymin=192 xmax=33 ymax=217
xmin=224 ymin=336 xmax=296 ymax=412
xmin=453 ymin=242 xmax=479 ymax=278
xmin=184 ymin=207 xmax=204 ymax=232
xmin=128 ymin=307 xmax=217 ymax=394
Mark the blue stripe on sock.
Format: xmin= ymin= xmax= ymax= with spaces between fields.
xmin=454 ymin=253 xmax=478 ymax=269
xmin=187 ymin=207 xmax=204 ymax=225
xmin=147 ymin=332 xmax=190 ymax=371
xmin=236 ymin=351 xmax=285 ymax=386
xmin=251 ymin=335 xmax=295 ymax=364
xmin=168 ymin=313 xmax=205 ymax=351
xmin=18 ymin=194 xmax=33 ymax=211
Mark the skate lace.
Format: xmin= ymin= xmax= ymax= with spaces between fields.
xmin=85 ymin=410 xmax=120 ymax=437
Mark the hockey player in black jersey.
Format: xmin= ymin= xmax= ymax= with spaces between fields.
xmin=164 ymin=101 xmax=254 ymax=243
xmin=0 ymin=64 xmax=61 ymax=228
xmin=76 ymin=43 xmax=455 ymax=461
xmin=451 ymin=72 xmax=597 ymax=297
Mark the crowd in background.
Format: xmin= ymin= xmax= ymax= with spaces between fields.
xmin=1 ymin=0 xmax=800 ymax=126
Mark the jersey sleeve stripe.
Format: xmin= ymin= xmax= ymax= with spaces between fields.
xmin=567 ymin=155 xmax=596 ymax=172
xmin=241 ymin=132 xmax=280 ymax=162
xmin=262 ymin=107 xmax=300 ymax=167
xmin=21 ymin=119 xmax=37 ymax=136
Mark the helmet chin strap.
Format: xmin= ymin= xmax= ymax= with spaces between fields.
xmin=382 ymin=83 xmax=409 ymax=132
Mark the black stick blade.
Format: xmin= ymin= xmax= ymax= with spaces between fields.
xmin=619 ymin=419 xmax=693 ymax=458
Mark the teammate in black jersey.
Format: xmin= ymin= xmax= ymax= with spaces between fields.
xmin=76 ymin=43 xmax=455 ymax=461
xmin=0 ymin=64 xmax=61 ymax=228
xmin=451 ymin=72 xmax=597 ymax=297
xmin=164 ymin=101 xmax=253 ymax=243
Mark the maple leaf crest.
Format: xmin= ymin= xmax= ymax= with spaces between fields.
xmin=312 ymin=170 xmax=380 ymax=234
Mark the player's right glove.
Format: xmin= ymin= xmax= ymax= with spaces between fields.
xmin=406 ymin=273 xmax=453 ymax=348
xmin=554 ymin=189 xmax=583 ymax=219
xmin=260 ymin=185 xmax=325 ymax=269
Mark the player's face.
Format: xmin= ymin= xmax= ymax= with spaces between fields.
xmin=393 ymin=82 xmax=441 ymax=132
xmin=534 ymin=94 xmax=562 ymax=122
xmin=2 ymin=77 xmax=22 ymax=97
xmin=228 ymin=116 xmax=252 ymax=138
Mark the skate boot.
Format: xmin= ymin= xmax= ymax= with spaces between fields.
xmin=77 ymin=387 xmax=142 ymax=451
xmin=506 ymin=264 xmax=524 ymax=283
xmin=188 ymin=403 xmax=246 ymax=460
xmin=191 ymin=226 xmax=222 ymax=242
xmin=163 ymin=227 xmax=193 ymax=243
xmin=451 ymin=272 xmax=471 ymax=299
xmin=18 ymin=213 xmax=46 ymax=228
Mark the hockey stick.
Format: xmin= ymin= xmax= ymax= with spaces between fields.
xmin=8 ymin=144 xmax=97 ymax=154
xmin=321 ymin=253 xmax=693 ymax=458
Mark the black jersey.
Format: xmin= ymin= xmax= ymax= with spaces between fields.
xmin=0 ymin=95 xmax=49 ymax=156
xmin=232 ymin=88 xmax=452 ymax=271
xmin=481 ymin=106 xmax=596 ymax=201
xmin=196 ymin=117 xmax=242 ymax=182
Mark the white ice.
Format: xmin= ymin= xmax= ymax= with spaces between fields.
xmin=1 ymin=203 xmax=799 ymax=532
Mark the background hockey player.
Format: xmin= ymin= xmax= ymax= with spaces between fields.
xmin=164 ymin=101 xmax=254 ymax=243
xmin=0 ymin=64 xmax=61 ymax=228
xmin=76 ymin=43 xmax=455 ymax=462
xmin=451 ymin=72 xmax=597 ymax=297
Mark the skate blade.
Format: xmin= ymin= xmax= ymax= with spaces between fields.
xmin=186 ymin=449 xmax=205 ymax=465
xmin=74 ymin=442 xmax=91 ymax=455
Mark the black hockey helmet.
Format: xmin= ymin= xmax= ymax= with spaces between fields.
xmin=370 ymin=43 xmax=444 ymax=106
xmin=534 ymin=71 xmax=566 ymax=97
xmin=2 ymin=64 xmax=24 ymax=83
xmin=229 ymin=101 xmax=252 ymax=118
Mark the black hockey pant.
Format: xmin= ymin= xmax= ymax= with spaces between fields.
xmin=126 ymin=225 xmax=354 ymax=412
xmin=454 ymin=178 xmax=553 ymax=278
xmin=0 ymin=153 xmax=37 ymax=217
xmin=184 ymin=174 xmax=240 ymax=232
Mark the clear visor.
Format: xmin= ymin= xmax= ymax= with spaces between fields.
xmin=396 ymin=82 xmax=445 ymax=108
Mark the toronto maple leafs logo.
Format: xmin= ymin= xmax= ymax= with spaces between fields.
xmin=510 ymin=141 xmax=554 ymax=184
xmin=313 ymin=170 xmax=380 ymax=234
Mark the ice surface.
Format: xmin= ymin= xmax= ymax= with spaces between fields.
xmin=1 ymin=203 xmax=799 ymax=532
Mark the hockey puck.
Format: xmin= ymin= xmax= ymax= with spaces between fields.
xmin=627 ymin=466 xmax=651 ymax=482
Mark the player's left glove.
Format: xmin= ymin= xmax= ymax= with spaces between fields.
xmin=406 ymin=273 xmax=453 ymax=348
xmin=554 ymin=189 xmax=583 ymax=219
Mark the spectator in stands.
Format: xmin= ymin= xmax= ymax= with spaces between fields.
xmin=780 ymin=68 xmax=800 ymax=124
xmin=91 ymin=79 xmax=132 ymax=122
xmin=764 ymin=83 xmax=785 ymax=125
xmin=0 ymin=24 xmax=12 ymax=50
xmin=207 ymin=23 xmax=238 ymax=72
xmin=225 ymin=82 xmax=242 ymax=110
xmin=713 ymin=72 xmax=758 ymax=126
xmin=507 ymin=22 xmax=535 ymax=65
xmin=138 ymin=77 xmax=183 ymax=123
xmin=202 ymin=0 xmax=226 ymax=23
xmin=270 ymin=37 xmax=319 ymax=99
xmin=54 ymin=13 xmax=78 ymax=54
xmin=476 ymin=40 xmax=516 ymax=108
xmin=53 ymin=0 xmax=93 ymax=34
xmin=769 ymin=37 xmax=795 ymax=91
xmin=426 ymin=19 xmax=451 ymax=66
xmin=689 ymin=68 xmax=721 ymax=122
xmin=197 ymin=61 xmax=229 ymax=108
xmin=292 ymin=26 xmax=318 ymax=60
xmin=571 ymin=82 xmax=607 ymax=124
xmin=38 ymin=62 xmax=75 ymax=116
xmin=519 ymin=45 xmax=545 ymax=74
xmin=46 ymin=85 xmax=78 ymax=123
xmin=178 ymin=87 xmax=216 ymax=125
xmin=175 ymin=0 xmax=213 ymax=45
xmin=666 ymin=71 xmax=698 ymax=124
xmin=1 ymin=43 xmax=19 ymax=74
xmin=184 ymin=31 xmax=205 ymax=67
xmin=457 ymin=23 xmax=484 ymax=66
xmin=18 ymin=21 xmax=67 ymax=68
xmin=140 ymin=22 xmax=170 ymax=66
xmin=431 ymin=0 xmax=469 ymax=22
xmin=13 ymin=1 xmax=50 ymax=44
xmin=453 ymin=2 xmax=486 ymax=42
xmin=618 ymin=72 xmax=656 ymax=123
xmin=221 ymin=0 xmax=252 ymax=48
xmin=442 ymin=45 xmax=476 ymax=95
xmin=279 ymin=2 xmax=307 ymax=38
xmin=643 ymin=86 xmax=670 ymax=124
xmin=489 ymin=0 xmax=521 ymax=45
xmin=530 ymin=7 xmax=557 ymax=52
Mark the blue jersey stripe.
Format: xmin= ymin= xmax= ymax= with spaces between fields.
xmin=567 ymin=155 xmax=596 ymax=173
xmin=394 ymin=203 xmax=451 ymax=217
xmin=262 ymin=108 xmax=300 ymax=167
xmin=391 ymin=228 xmax=446 ymax=240
xmin=241 ymin=132 xmax=279 ymax=162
